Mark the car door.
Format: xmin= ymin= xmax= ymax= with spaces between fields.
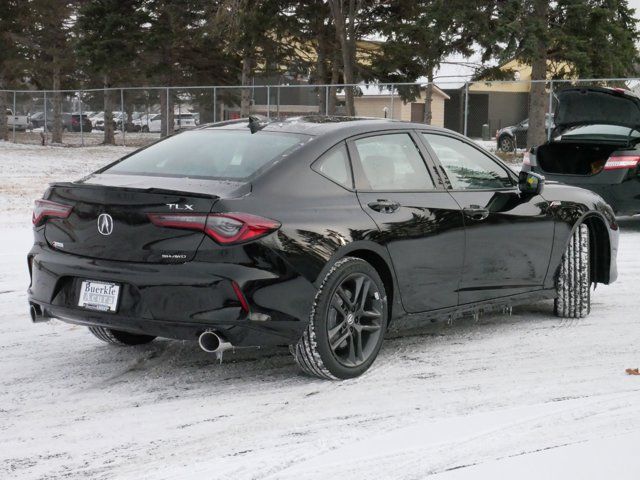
xmin=419 ymin=132 xmax=555 ymax=305
xmin=348 ymin=131 xmax=465 ymax=313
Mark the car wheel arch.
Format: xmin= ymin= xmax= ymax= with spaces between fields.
xmin=557 ymin=212 xmax=612 ymax=286
xmin=315 ymin=243 xmax=400 ymax=323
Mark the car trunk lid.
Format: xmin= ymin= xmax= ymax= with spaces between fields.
xmin=553 ymin=87 xmax=640 ymax=138
xmin=43 ymin=174 xmax=249 ymax=263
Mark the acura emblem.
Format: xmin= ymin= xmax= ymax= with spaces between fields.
xmin=97 ymin=213 xmax=114 ymax=236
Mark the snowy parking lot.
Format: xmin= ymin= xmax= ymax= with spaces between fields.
xmin=1 ymin=142 xmax=640 ymax=479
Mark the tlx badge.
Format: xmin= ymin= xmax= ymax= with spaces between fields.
xmin=166 ymin=203 xmax=194 ymax=211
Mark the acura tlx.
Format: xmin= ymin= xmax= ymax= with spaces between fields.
xmin=27 ymin=116 xmax=618 ymax=379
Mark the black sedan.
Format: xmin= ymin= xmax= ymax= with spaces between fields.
xmin=28 ymin=116 xmax=618 ymax=379
xmin=523 ymin=87 xmax=640 ymax=215
xmin=497 ymin=114 xmax=554 ymax=152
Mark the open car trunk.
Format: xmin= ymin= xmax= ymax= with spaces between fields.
xmin=536 ymin=142 xmax=622 ymax=176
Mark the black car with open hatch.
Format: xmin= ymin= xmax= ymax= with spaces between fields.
xmin=27 ymin=116 xmax=618 ymax=379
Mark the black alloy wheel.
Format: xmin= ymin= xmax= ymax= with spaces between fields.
xmin=327 ymin=273 xmax=384 ymax=368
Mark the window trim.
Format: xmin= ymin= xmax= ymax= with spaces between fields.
xmin=418 ymin=131 xmax=518 ymax=192
xmin=346 ymin=130 xmax=441 ymax=193
xmin=311 ymin=141 xmax=355 ymax=191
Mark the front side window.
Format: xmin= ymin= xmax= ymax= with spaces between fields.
xmin=354 ymin=133 xmax=434 ymax=191
xmin=312 ymin=144 xmax=352 ymax=189
xmin=421 ymin=133 xmax=514 ymax=190
xmin=103 ymin=129 xmax=309 ymax=180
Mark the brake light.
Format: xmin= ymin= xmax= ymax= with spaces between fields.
xmin=32 ymin=199 xmax=72 ymax=226
xmin=604 ymin=155 xmax=640 ymax=170
xmin=147 ymin=212 xmax=280 ymax=245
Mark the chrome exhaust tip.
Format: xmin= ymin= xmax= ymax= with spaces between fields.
xmin=29 ymin=303 xmax=49 ymax=323
xmin=198 ymin=330 xmax=233 ymax=355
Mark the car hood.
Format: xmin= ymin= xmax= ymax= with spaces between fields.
xmin=554 ymin=87 xmax=640 ymax=136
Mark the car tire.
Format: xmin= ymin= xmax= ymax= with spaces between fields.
xmin=498 ymin=135 xmax=515 ymax=152
xmin=554 ymin=223 xmax=590 ymax=318
xmin=88 ymin=326 xmax=156 ymax=346
xmin=292 ymin=257 xmax=388 ymax=380
xmin=141 ymin=126 xmax=149 ymax=133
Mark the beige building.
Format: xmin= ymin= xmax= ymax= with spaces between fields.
xmin=351 ymin=86 xmax=450 ymax=126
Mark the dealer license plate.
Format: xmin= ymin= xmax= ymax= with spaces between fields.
xmin=78 ymin=280 xmax=120 ymax=312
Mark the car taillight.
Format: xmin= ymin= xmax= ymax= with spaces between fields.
xmin=147 ymin=212 xmax=280 ymax=245
xmin=32 ymin=199 xmax=72 ymax=226
xmin=604 ymin=155 xmax=640 ymax=171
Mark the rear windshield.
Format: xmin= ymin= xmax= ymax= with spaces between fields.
xmin=103 ymin=129 xmax=310 ymax=180
xmin=558 ymin=124 xmax=640 ymax=142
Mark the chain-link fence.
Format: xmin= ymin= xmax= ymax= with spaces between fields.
xmin=2 ymin=78 xmax=639 ymax=151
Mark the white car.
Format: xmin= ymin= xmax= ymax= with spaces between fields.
xmin=139 ymin=113 xmax=197 ymax=133
xmin=6 ymin=109 xmax=30 ymax=131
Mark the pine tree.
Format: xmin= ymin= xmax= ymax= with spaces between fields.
xmin=22 ymin=0 xmax=77 ymax=144
xmin=0 ymin=0 xmax=23 ymax=141
xmin=493 ymin=0 xmax=639 ymax=148
xmin=374 ymin=0 xmax=497 ymax=124
xmin=76 ymin=0 xmax=148 ymax=144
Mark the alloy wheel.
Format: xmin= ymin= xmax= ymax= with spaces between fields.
xmin=326 ymin=273 xmax=384 ymax=368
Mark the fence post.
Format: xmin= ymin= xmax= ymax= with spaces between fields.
xmin=120 ymin=88 xmax=125 ymax=146
xmin=213 ymin=87 xmax=217 ymax=123
xmin=547 ymin=80 xmax=554 ymax=141
xmin=463 ymin=81 xmax=469 ymax=137
xmin=266 ymin=85 xmax=270 ymax=119
xmin=12 ymin=91 xmax=16 ymax=143
xmin=166 ymin=87 xmax=170 ymax=138
xmin=79 ymin=90 xmax=84 ymax=146
xmin=277 ymin=86 xmax=281 ymax=117
xmin=43 ymin=91 xmax=47 ymax=144
xmin=325 ymin=86 xmax=329 ymax=115
xmin=390 ymin=84 xmax=394 ymax=119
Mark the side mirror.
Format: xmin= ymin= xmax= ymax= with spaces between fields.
xmin=518 ymin=171 xmax=545 ymax=195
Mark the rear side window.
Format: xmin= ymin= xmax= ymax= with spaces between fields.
xmin=312 ymin=144 xmax=352 ymax=189
xmin=104 ymin=129 xmax=309 ymax=180
xmin=353 ymin=133 xmax=434 ymax=191
xmin=421 ymin=133 xmax=513 ymax=190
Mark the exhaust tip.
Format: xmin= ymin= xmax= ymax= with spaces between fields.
xmin=198 ymin=330 xmax=222 ymax=353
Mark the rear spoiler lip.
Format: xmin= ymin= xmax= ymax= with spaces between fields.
xmin=47 ymin=181 xmax=227 ymax=200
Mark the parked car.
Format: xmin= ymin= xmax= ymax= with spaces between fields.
xmin=28 ymin=117 xmax=618 ymax=379
xmin=496 ymin=114 xmax=555 ymax=152
xmin=29 ymin=112 xmax=48 ymax=129
xmin=140 ymin=113 xmax=197 ymax=132
xmin=523 ymin=87 xmax=640 ymax=215
xmin=94 ymin=111 xmax=122 ymax=131
xmin=6 ymin=109 xmax=30 ymax=131
xmin=61 ymin=113 xmax=93 ymax=132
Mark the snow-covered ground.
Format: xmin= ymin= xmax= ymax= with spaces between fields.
xmin=1 ymin=143 xmax=640 ymax=479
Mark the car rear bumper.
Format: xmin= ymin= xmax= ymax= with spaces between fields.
xmin=27 ymin=245 xmax=316 ymax=346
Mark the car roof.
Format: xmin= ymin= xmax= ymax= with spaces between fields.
xmin=197 ymin=115 xmax=453 ymax=138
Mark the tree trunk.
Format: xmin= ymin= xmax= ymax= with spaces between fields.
xmin=329 ymin=49 xmax=340 ymax=115
xmin=0 ymin=74 xmax=8 ymax=141
xmin=103 ymin=77 xmax=115 ymax=145
xmin=160 ymin=89 xmax=174 ymax=138
xmin=423 ymin=72 xmax=434 ymax=125
xmin=527 ymin=0 xmax=549 ymax=149
xmin=330 ymin=0 xmax=356 ymax=116
xmin=316 ymin=27 xmax=328 ymax=115
xmin=240 ymin=54 xmax=253 ymax=117
xmin=51 ymin=65 xmax=63 ymax=144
